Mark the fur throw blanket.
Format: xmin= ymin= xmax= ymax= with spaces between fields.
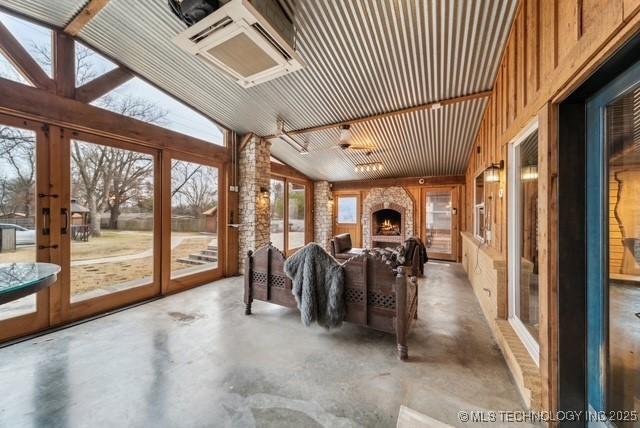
xmin=283 ymin=243 xmax=345 ymax=329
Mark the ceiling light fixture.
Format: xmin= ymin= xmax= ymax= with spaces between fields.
xmin=354 ymin=162 xmax=383 ymax=173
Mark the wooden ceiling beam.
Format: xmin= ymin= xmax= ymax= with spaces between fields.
xmin=262 ymin=90 xmax=492 ymax=139
xmin=330 ymin=175 xmax=465 ymax=191
xmin=239 ymin=132 xmax=256 ymax=152
xmin=0 ymin=21 xmax=54 ymax=91
xmin=64 ymin=0 xmax=111 ymax=36
xmin=75 ymin=67 xmax=133 ymax=103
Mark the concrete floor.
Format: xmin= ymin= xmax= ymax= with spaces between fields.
xmin=0 ymin=262 xmax=536 ymax=428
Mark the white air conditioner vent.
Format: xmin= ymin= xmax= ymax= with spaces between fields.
xmin=174 ymin=0 xmax=304 ymax=88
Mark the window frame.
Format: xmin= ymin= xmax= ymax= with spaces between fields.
xmin=507 ymin=118 xmax=540 ymax=366
xmin=270 ymin=174 xmax=312 ymax=255
xmin=286 ymin=180 xmax=307 ymax=253
xmin=336 ymin=195 xmax=359 ymax=225
xmin=473 ymin=172 xmax=485 ymax=242
xmin=164 ymin=149 xmax=225 ymax=294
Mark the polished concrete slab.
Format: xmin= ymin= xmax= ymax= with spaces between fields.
xmin=0 ymin=262 xmax=537 ymax=428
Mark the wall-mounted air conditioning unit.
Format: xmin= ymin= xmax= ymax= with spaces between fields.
xmin=173 ymin=0 xmax=304 ymax=88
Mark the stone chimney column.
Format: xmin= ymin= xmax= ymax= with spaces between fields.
xmin=238 ymin=136 xmax=271 ymax=273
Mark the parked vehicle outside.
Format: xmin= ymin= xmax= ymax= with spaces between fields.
xmin=0 ymin=224 xmax=36 ymax=245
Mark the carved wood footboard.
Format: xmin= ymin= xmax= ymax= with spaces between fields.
xmin=244 ymin=244 xmax=419 ymax=361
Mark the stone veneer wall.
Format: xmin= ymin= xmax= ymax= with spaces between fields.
xmin=362 ymin=186 xmax=414 ymax=248
xmin=314 ymin=181 xmax=333 ymax=251
xmin=238 ymin=137 xmax=271 ymax=273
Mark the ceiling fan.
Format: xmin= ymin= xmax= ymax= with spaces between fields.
xmin=331 ymin=124 xmax=381 ymax=154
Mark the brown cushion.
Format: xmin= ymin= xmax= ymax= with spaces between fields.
xmin=333 ymin=233 xmax=353 ymax=253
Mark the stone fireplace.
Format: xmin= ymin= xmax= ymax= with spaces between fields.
xmin=362 ymin=187 xmax=414 ymax=249
xmin=371 ymin=204 xmax=404 ymax=247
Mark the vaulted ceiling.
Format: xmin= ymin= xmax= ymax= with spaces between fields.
xmin=0 ymin=0 xmax=518 ymax=181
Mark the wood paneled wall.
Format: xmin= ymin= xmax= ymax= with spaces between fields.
xmin=463 ymin=0 xmax=640 ymax=416
xmin=333 ymin=182 xmax=465 ymax=261
xmin=465 ymin=0 xmax=640 ymax=254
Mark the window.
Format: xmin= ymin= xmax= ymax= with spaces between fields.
xmin=170 ymin=160 xmax=219 ymax=279
xmin=474 ymin=173 xmax=485 ymax=240
xmin=508 ymin=121 xmax=540 ymax=364
xmin=270 ymin=177 xmax=308 ymax=254
xmin=337 ymin=196 xmax=357 ymax=224
xmin=287 ymin=182 xmax=306 ymax=251
xmin=70 ymin=139 xmax=156 ymax=303
xmin=270 ymin=178 xmax=285 ymax=250
xmin=0 ymin=124 xmax=37 ymax=320
xmin=92 ymin=77 xmax=225 ymax=146
xmin=0 ymin=11 xmax=52 ymax=85
xmin=75 ymin=41 xmax=118 ymax=87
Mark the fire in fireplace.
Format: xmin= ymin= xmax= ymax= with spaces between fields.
xmin=373 ymin=209 xmax=402 ymax=236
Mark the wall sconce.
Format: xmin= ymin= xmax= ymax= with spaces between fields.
xmin=259 ymin=186 xmax=270 ymax=199
xmin=484 ymin=160 xmax=504 ymax=183
xmin=521 ymin=164 xmax=538 ymax=181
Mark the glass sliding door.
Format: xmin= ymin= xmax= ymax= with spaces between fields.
xmin=0 ymin=117 xmax=52 ymax=341
xmin=587 ymin=60 xmax=640 ymax=426
xmin=287 ymin=182 xmax=306 ymax=252
xmin=170 ymin=158 xmax=220 ymax=280
xmin=0 ymin=125 xmax=38 ymax=320
xmin=508 ymin=122 xmax=540 ymax=365
xmin=69 ymin=139 xmax=156 ymax=302
xmin=424 ymin=189 xmax=456 ymax=260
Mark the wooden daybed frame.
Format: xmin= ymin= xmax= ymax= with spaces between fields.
xmin=243 ymin=244 xmax=419 ymax=360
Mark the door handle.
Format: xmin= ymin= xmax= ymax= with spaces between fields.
xmin=38 ymin=244 xmax=59 ymax=250
xmin=42 ymin=207 xmax=50 ymax=236
xmin=635 ymin=312 xmax=640 ymax=320
xmin=61 ymin=208 xmax=69 ymax=235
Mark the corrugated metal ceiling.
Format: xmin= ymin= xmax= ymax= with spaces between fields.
xmin=0 ymin=0 xmax=517 ymax=181
xmin=0 ymin=0 xmax=85 ymax=27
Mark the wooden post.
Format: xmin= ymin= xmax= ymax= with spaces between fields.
xmin=395 ymin=265 xmax=408 ymax=361
xmin=362 ymin=250 xmax=368 ymax=326
xmin=244 ymin=250 xmax=253 ymax=315
xmin=225 ymin=130 xmax=240 ymax=275
xmin=53 ymin=32 xmax=76 ymax=98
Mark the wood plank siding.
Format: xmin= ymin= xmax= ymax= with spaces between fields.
xmin=463 ymin=0 xmax=640 ymax=417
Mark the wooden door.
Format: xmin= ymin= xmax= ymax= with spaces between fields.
xmin=421 ymin=187 xmax=459 ymax=261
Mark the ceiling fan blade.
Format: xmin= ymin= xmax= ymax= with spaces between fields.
xmin=349 ymin=146 xmax=377 ymax=151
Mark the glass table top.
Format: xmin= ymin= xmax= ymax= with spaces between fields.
xmin=0 ymin=263 xmax=61 ymax=295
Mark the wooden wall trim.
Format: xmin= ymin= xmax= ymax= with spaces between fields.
xmin=331 ymin=175 xmax=465 ymax=191
xmin=0 ymin=77 xmax=229 ymax=162
xmin=538 ymin=102 xmax=559 ymax=416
